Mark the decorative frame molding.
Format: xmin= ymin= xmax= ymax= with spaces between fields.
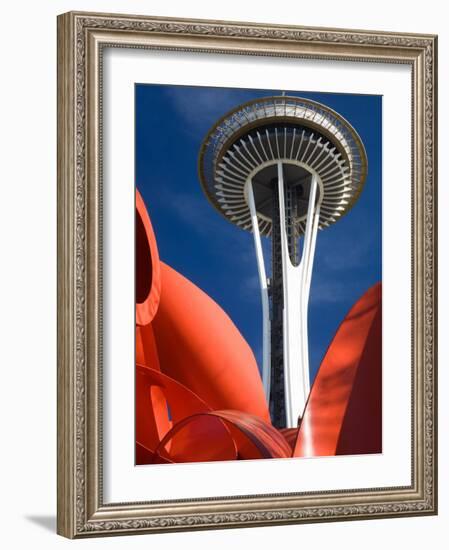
xmin=57 ymin=11 xmax=438 ymax=538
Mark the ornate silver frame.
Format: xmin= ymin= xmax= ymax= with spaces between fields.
xmin=57 ymin=11 xmax=438 ymax=538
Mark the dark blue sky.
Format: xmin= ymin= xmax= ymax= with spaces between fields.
xmin=135 ymin=84 xmax=382 ymax=383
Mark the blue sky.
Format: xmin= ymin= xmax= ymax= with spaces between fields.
xmin=135 ymin=84 xmax=382 ymax=383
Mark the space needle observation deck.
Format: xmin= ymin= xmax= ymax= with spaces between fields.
xmin=198 ymin=95 xmax=367 ymax=428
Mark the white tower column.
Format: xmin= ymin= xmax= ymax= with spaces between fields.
xmin=277 ymin=162 xmax=320 ymax=427
xmin=247 ymin=180 xmax=271 ymax=401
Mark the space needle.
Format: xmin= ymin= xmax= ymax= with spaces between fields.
xmin=198 ymin=95 xmax=367 ymax=428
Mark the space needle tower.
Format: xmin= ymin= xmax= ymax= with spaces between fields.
xmin=198 ymin=96 xmax=367 ymax=428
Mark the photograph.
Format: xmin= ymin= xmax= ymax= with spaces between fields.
xmin=135 ymin=85 xmax=382 ymax=465
xmin=0 ymin=1 xmax=444 ymax=547
xmin=55 ymin=10 xmax=437 ymax=537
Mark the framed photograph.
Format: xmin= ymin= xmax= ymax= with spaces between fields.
xmin=57 ymin=11 xmax=438 ymax=538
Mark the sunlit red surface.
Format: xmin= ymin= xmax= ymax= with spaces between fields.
xmin=135 ymin=189 xmax=382 ymax=464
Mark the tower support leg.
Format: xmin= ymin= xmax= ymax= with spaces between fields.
xmin=277 ymin=162 xmax=319 ymax=427
xmin=247 ymin=180 xmax=271 ymax=401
